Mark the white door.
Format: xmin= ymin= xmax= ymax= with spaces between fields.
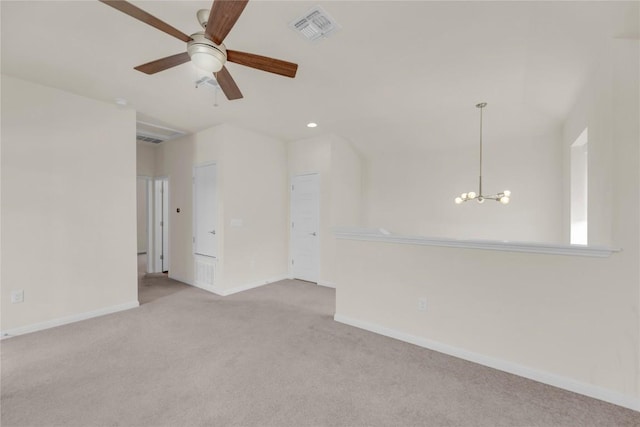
xmin=194 ymin=163 xmax=217 ymax=258
xmin=291 ymin=173 xmax=320 ymax=282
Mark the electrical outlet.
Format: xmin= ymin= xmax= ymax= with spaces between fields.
xmin=418 ymin=297 xmax=427 ymax=312
xmin=11 ymin=290 xmax=24 ymax=304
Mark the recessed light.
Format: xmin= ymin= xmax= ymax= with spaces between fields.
xmin=115 ymin=98 xmax=128 ymax=107
xmin=307 ymin=122 xmax=318 ymax=128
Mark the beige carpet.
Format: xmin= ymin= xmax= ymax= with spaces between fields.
xmin=1 ymin=274 xmax=639 ymax=427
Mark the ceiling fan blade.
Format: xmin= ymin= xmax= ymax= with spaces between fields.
xmin=205 ymin=0 xmax=249 ymax=45
xmin=215 ymin=66 xmax=243 ymax=100
xmin=227 ymin=50 xmax=298 ymax=78
xmin=100 ymin=0 xmax=192 ymax=43
xmin=134 ymin=52 xmax=191 ymax=75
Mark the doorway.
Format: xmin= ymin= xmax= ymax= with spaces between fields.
xmin=290 ymin=173 xmax=320 ymax=283
xmin=152 ymin=178 xmax=169 ymax=273
xmin=136 ymin=176 xmax=151 ymax=277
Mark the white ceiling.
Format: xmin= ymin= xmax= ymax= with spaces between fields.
xmin=2 ymin=1 xmax=637 ymax=155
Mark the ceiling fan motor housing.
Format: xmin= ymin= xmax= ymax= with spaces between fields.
xmin=196 ymin=9 xmax=210 ymax=29
xmin=187 ymin=32 xmax=227 ymax=71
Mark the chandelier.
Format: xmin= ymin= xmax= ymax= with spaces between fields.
xmin=455 ymin=102 xmax=511 ymax=205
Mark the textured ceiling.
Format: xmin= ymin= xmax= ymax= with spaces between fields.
xmin=2 ymin=1 xmax=637 ymax=155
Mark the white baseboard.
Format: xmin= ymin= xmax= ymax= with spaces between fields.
xmin=334 ymin=313 xmax=640 ymax=412
xmin=168 ymin=274 xmax=194 ymax=286
xmin=1 ymin=300 xmax=140 ymax=339
xmin=178 ymin=273 xmax=289 ymax=297
xmin=213 ymin=274 xmax=290 ymax=296
xmin=317 ymin=280 xmax=336 ymax=289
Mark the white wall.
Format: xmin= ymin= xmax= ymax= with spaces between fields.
xmin=157 ymin=124 xmax=288 ymax=293
xmin=1 ymin=76 xmax=138 ymax=333
xmin=213 ymin=125 xmax=289 ymax=289
xmin=563 ymin=45 xmax=616 ymax=247
xmin=363 ymin=127 xmax=563 ymax=243
xmin=328 ymin=136 xmax=363 ymax=285
xmin=136 ymin=142 xmax=157 ymax=177
xmin=288 ymin=134 xmax=363 ymax=286
xmin=136 ymin=178 xmax=148 ymax=253
xmin=334 ymin=40 xmax=639 ymax=408
xmin=331 ymin=136 xmax=363 ymax=230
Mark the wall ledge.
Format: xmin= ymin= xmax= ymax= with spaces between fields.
xmin=334 ymin=313 xmax=640 ymax=412
xmin=334 ymin=227 xmax=620 ymax=258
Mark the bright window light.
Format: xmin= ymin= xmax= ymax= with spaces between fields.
xmin=570 ymin=128 xmax=588 ymax=245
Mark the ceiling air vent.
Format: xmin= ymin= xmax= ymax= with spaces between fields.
xmin=136 ymin=135 xmax=164 ymax=144
xmin=290 ymin=5 xmax=339 ymax=41
xmin=136 ymin=121 xmax=186 ymax=144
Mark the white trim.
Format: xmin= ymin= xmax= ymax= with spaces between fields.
xmin=334 ymin=313 xmax=640 ymax=412
xmin=317 ymin=280 xmax=336 ymax=289
xmin=192 ymin=281 xmax=217 ymax=294
xmin=334 ymin=227 xmax=620 ymax=258
xmin=211 ymin=274 xmax=290 ymax=296
xmin=171 ymin=273 xmax=288 ymax=297
xmin=1 ymin=301 xmax=140 ymax=339
xmin=136 ymin=175 xmax=153 ymax=274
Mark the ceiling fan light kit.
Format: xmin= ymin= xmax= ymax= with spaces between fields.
xmin=187 ymin=32 xmax=227 ymax=73
xmin=454 ymin=102 xmax=511 ymax=205
xmin=100 ymin=0 xmax=298 ymax=101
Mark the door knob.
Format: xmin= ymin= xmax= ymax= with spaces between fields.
xmin=309 ymin=232 xmax=317 ymax=236
xmin=208 ymin=230 xmax=216 ymax=235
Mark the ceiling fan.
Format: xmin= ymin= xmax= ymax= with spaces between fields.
xmin=100 ymin=0 xmax=298 ymax=101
